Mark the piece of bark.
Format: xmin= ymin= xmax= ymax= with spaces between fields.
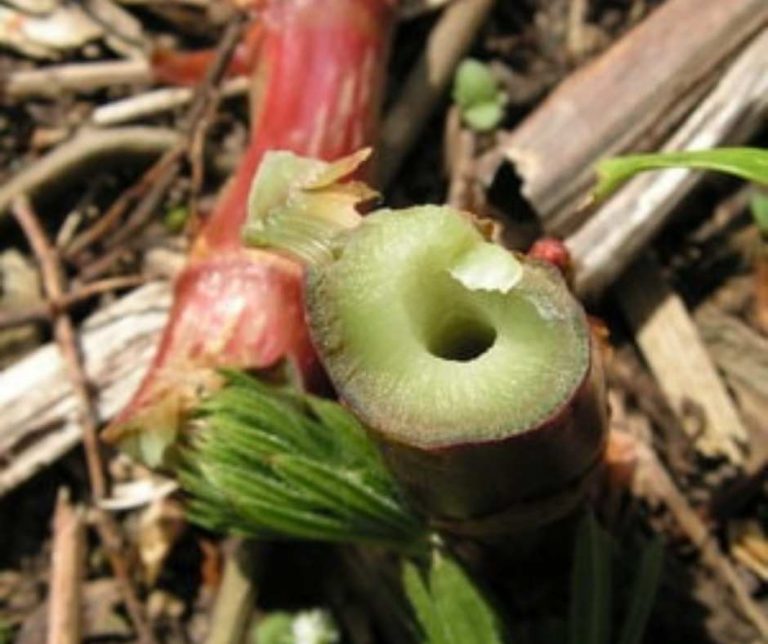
xmin=696 ymin=304 xmax=768 ymax=404
xmin=0 ymin=282 xmax=171 ymax=496
xmin=569 ymin=28 xmax=768 ymax=298
xmin=47 ymin=489 xmax=85 ymax=644
xmin=480 ymin=0 xmax=767 ymax=236
xmin=695 ymin=304 xmax=768 ymax=462
xmin=618 ymin=256 xmax=747 ymax=463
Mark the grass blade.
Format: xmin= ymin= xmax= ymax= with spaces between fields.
xmin=594 ymin=147 xmax=768 ymax=202
xmin=568 ymin=512 xmax=612 ymax=644
xmin=617 ymin=538 xmax=664 ymax=644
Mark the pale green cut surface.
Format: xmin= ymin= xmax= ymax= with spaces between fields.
xmin=307 ymin=206 xmax=590 ymax=447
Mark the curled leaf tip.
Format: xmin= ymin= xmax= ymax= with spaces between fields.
xmin=448 ymin=242 xmax=523 ymax=293
xmin=243 ymin=149 xmax=377 ymax=265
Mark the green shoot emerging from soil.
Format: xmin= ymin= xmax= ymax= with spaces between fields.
xmin=452 ymin=58 xmax=506 ymax=132
xmin=179 ymin=371 xmax=427 ymax=551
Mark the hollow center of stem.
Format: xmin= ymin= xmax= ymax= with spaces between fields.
xmin=427 ymin=316 xmax=497 ymax=362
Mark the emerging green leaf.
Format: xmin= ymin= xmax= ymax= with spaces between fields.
xmin=617 ymin=538 xmax=664 ymax=644
xmin=179 ymin=372 xmax=427 ymax=550
xmin=244 ymin=149 xmax=377 ymax=265
xmin=452 ymin=59 xmax=505 ymax=133
xmin=593 ymin=147 xmax=768 ymax=202
xmin=568 ymin=512 xmax=613 ymax=644
xmin=403 ymin=551 xmax=507 ymax=644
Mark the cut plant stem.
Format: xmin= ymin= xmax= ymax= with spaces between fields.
xmin=247 ymin=151 xmax=608 ymax=525
xmin=308 ymin=208 xmax=606 ymax=522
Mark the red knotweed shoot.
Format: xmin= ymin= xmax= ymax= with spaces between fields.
xmin=105 ymin=0 xmax=396 ymax=466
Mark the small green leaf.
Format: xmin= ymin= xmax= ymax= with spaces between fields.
xmin=568 ymin=512 xmax=613 ymax=644
xmin=452 ymin=59 xmax=505 ymax=132
xmin=617 ymin=538 xmax=664 ymax=644
xmin=463 ymin=102 xmax=504 ymax=133
xmin=244 ymin=149 xmax=374 ymax=266
xmin=429 ymin=551 xmax=506 ymax=644
xmin=593 ymin=147 xmax=768 ymax=202
xmin=403 ymin=552 xmax=506 ymax=644
xmin=253 ymin=612 xmax=294 ymax=644
xmin=453 ymin=59 xmax=499 ymax=109
xmin=253 ymin=610 xmax=340 ymax=644
xmin=163 ymin=206 xmax=189 ymax=233
xmin=403 ymin=560 xmax=448 ymax=644
xmin=750 ymin=191 xmax=768 ymax=236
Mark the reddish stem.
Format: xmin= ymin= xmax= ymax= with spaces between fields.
xmin=106 ymin=0 xmax=395 ymax=454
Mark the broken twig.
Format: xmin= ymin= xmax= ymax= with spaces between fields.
xmin=0 ymin=275 xmax=145 ymax=331
xmin=47 ymin=489 xmax=85 ymax=644
xmin=11 ymin=196 xmax=155 ymax=643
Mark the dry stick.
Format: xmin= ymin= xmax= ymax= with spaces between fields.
xmin=696 ymin=305 xmax=768 ymax=406
xmin=617 ymin=256 xmax=748 ymax=464
xmin=478 ymin=0 xmax=768 ymax=236
xmin=0 ymin=282 xmax=171 ymax=497
xmin=4 ymin=59 xmax=152 ymax=99
xmin=445 ymin=106 xmax=477 ymax=210
xmin=0 ymin=275 xmax=146 ymax=331
xmin=12 ymin=196 xmax=106 ymax=496
xmin=11 ymin=196 xmax=156 ymax=644
xmin=0 ymin=128 xmax=179 ymax=219
xmin=566 ymin=0 xmax=589 ymax=60
xmin=568 ymin=27 xmax=768 ymax=299
xmin=91 ymin=77 xmax=250 ymax=127
xmin=47 ymin=489 xmax=85 ymax=644
xmin=206 ymin=540 xmax=261 ymax=644
xmin=377 ymin=0 xmax=494 ymax=188
xmin=632 ymin=437 xmax=768 ymax=639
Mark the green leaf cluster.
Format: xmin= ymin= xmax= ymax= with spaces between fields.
xmin=179 ymin=373 xmax=664 ymax=644
xmin=452 ymin=59 xmax=505 ymax=133
xmin=403 ymin=551 xmax=508 ymax=644
xmin=179 ymin=371 xmax=426 ymax=550
xmin=593 ymin=147 xmax=768 ymax=202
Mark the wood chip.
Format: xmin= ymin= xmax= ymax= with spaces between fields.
xmin=618 ymin=256 xmax=748 ymax=463
xmin=0 ymin=282 xmax=171 ymax=496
